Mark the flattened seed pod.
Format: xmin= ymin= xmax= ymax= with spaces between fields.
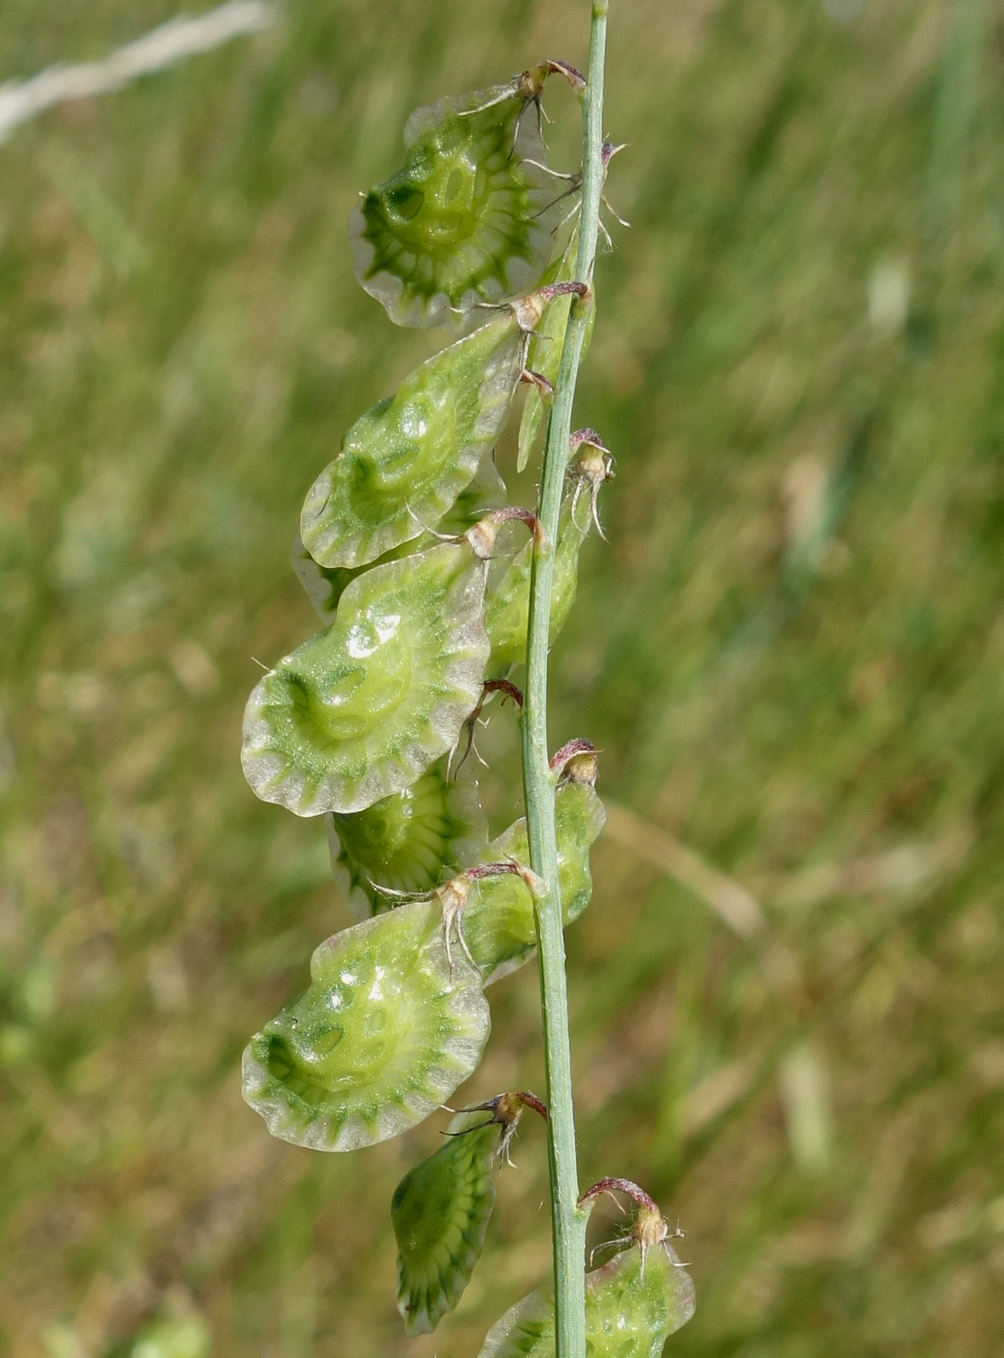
xmin=485 ymin=499 xmax=584 ymax=672
xmin=242 ymin=538 xmax=490 ymax=817
xmin=242 ymin=900 xmax=490 ymax=1151
xmin=392 ymin=1109 xmax=498 ymax=1334
xmin=292 ymin=461 xmax=506 ymax=626
xmin=327 ymin=758 xmax=487 ymax=920
xmin=476 ymin=1240 xmax=695 ymax=1358
xmin=300 ymin=314 xmax=521 ymax=570
xmin=464 ymin=780 xmax=605 ymax=985
xmin=516 ymin=231 xmax=596 ymax=473
xmin=349 ymin=83 xmax=561 ymax=329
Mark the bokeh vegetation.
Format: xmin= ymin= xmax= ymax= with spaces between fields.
xmin=2 ymin=0 xmax=1003 ymax=1354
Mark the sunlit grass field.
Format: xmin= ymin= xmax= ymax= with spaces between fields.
xmin=2 ymin=1 xmax=1003 ymax=1353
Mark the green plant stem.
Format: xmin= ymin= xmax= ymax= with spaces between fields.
xmin=519 ymin=5 xmax=608 ymax=1358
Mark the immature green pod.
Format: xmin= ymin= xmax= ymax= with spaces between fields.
xmin=485 ymin=498 xmax=584 ymax=673
xmin=293 ymin=463 xmax=506 ymax=626
xmin=349 ymin=81 xmax=562 ymax=329
xmin=464 ymin=779 xmax=605 ymax=985
xmin=516 ymin=231 xmax=597 ymax=473
xmin=242 ymin=900 xmax=489 ymax=1151
xmin=327 ymin=758 xmax=487 ymax=919
xmin=392 ymin=1108 xmax=499 ymax=1335
xmin=300 ymin=314 xmax=524 ymax=571
xmin=476 ymin=1238 xmax=695 ymax=1358
xmin=242 ymin=537 xmax=490 ymax=817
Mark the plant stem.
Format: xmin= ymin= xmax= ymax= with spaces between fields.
xmin=519 ymin=5 xmax=608 ymax=1357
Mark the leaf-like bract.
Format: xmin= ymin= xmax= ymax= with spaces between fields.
xmin=242 ymin=902 xmax=490 ymax=1151
xmin=327 ymin=758 xmax=487 ymax=919
xmin=349 ymin=85 xmax=562 ymax=330
xmin=465 ymin=780 xmax=605 ymax=985
xmin=485 ymin=499 xmax=584 ymax=672
xmin=392 ymin=1109 xmax=499 ymax=1334
xmin=477 ymin=1241 xmax=695 ymax=1358
xmin=300 ymin=315 xmax=521 ymax=570
xmin=242 ymin=541 xmax=489 ymax=816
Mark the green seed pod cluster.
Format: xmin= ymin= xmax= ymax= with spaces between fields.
xmin=241 ymin=65 xmax=610 ymax=1147
xmin=241 ymin=51 xmax=693 ymax=1349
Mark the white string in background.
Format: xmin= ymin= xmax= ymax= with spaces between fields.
xmin=0 ymin=1 xmax=277 ymax=146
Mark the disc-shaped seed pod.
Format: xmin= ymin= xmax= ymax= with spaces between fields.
xmin=476 ymin=1238 xmax=695 ymax=1358
xmin=242 ymin=539 xmax=490 ymax=817
xmin=242 ymin=900 xmax=490 ymax=1152
xmin=327 ymin=758 xmax=487 ymax=920
xmin=392 ymin=1108 xmax=499 ymax=1335
xmin=485 ymin=498 xmax=584 ymax=673
xmin=349 ymin=84 xmax=562 ymax=330
xmin=293 ymin=461 xmax=506 ymax=626
xmin=300 ymin=319 xmax=520 ymax=572
xmin=464 ymin=779 xmax=605 ymax=985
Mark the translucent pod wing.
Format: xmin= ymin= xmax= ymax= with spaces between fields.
xmin=290 ymin=536 xmax=353 ymax=629
xmin=293 ymin=457 xmax=506 ymax=626
xmin=327 ymin=757 xmax=488 ymax=920
xmin=242 ymin=541 xmax=489 ymax=816
xmin=392 ymin=1109 xmax=499 ymax=1334
xmin=242 ymin=901 xmax=490 ymax=1151
xmin=464 ymin=780 xmax=605 ymax=985
xmin=477 ymin=1240 xmax=695 ymax=1358
xmin=349 ymin=85 xmax=562 ymax=330
xmin=516 ymin=230 xmax=596 ymax=473
xmin=485 ymin=499 xmax=585 ymax=672
xmin=300 ymin=312 xmax=522 ymax=571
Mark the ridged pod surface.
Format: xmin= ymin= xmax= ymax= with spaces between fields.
xmin=242 ymin=901 xmax=490 ymax=1151
xmin=292 ymin=463 xmax=506 ymax=626
xmin=327 ymin=758 xmax=487 ymax=919
xmin=300 ymin=315 xmax=523 ymax=570
xmin=465 ymin=780 xmax=605 ymax=985
xmin=242 ymin=540 xmax=489 ymax=816
xmin=349 ymin=85 xmax=561 ymax=330
xmin=485 ymin=499 xmax=584 ymax=672
xmin=477 ymin=1240 xmax=695 ymax=1358
xmin=392 ymin=1109 xmax=499 ymax=1334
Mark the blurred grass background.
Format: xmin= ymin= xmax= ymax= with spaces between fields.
xmin=2 ymin=0 xmax=1003 ymax=1353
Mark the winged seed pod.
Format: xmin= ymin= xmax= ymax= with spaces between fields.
xmin=392 ymin=1092 xmax=546 ymax=1334
xmin=476 ymin=1236 xmax=695 ymax=1358
xmin=242 ymin=532 xmax=494 ymax=817
xmin=242 ymin=899 xmax=490 ymax=1151
xmin=292 ymin=461 xmax=506 ymax=626
xmin=485 ymin=496 xmax=585 ymax=672
xmin=463 ymin=777 xmax=605 ymax=985
xmin=349 ymin=73 xmax=566 ymax=330
xmin=517 ymin=230 xmax=592 ymax=473
xmin=326 ymin=757 xmax=487 ymax=919
xmin=300 ymin=309 xmax=529 ymax=571
xmin=392 ymin=1107 xmax=500 ymax=1335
